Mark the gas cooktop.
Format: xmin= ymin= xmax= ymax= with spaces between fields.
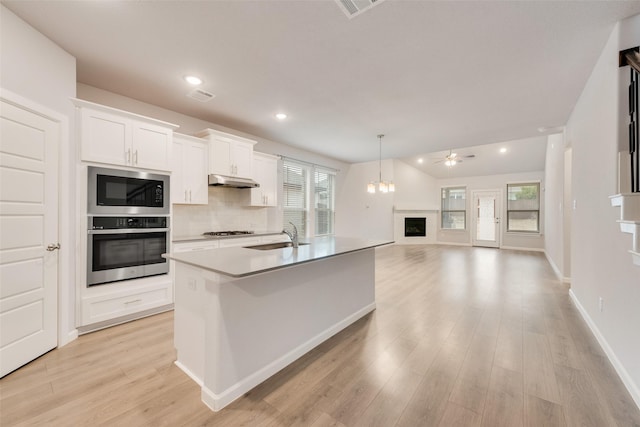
xmin=203 ymin=231 xmax=255 ymax=237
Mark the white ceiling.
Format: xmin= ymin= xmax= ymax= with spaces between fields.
xmin=399 ymin=135 xmax=548 ymax=179
xmin=4 ymin=0 xmax=640 ymax=169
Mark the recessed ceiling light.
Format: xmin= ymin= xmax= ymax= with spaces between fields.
xmin=275 ymin=113 xmax=288 ymax=120
xmin=184 ymin=75 xmax=203 ymax=86
xmin=500 ymin=147 xmax=507 ymax=153
xmin=417 ymin=158 xmax=423 ymax=164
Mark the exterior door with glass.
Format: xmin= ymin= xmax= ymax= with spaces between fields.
xmin=472 ymin=190 xmax=501 ymax=248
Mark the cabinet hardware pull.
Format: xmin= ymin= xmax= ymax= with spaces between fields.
xmin=134 ymin=150 xmax=138 ymax=165
xmin=126 ymin=149 xmax=131 ymax=164
xmin=124 ymin=299 xmax=142 ymax=305
xmin=46 ymin=243 xmax=61 ymax=251
xmin=189 ymin=190 xmax=192 ymax=202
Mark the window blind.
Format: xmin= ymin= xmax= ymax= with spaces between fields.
xmin=314 ymin=169 xmax=335 ymax=236
xmin=283 ymin=160 xmax=308 ymax=236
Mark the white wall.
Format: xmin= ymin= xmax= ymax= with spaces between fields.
xmin=335 ymin=159 xmax=440 ymax=241
xmin=436 ymin=171 xmax=546 ymax=250
xmin=567 ymin=13 xmax=640 ymax=407
xmin=1 ymin=5 xmax=78 ymax=344
xmin=335 ymin=159 xmax=395 ymax=240
xmin=392 ymin=159 xmax=439 ymax=210
xmin=544 ymin=133 xmax=567 ymax=279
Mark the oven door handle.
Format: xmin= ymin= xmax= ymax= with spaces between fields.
xmin=88 ymin=228 xmax=170 ymax=235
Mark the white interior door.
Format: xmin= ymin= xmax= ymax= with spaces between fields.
xmin=0 ymin=97 xmax=59 ymax=377
xmin=472 ymin=190 xmax=501 ymax=248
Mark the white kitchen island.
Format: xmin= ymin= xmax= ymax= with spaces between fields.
xmin=163 ymin=236 xmax=392 ymax=411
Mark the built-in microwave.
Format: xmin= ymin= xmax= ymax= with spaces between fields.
xmin=88 ymin=166 xmax=170 ymax=215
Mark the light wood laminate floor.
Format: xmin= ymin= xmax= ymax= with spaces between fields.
xmin=2 ymin=245 xmax=639 ymax=426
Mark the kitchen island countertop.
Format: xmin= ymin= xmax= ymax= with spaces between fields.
xmin=164 ymin=236 xmax=393 ymax=278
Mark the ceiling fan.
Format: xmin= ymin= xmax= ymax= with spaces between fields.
xmin=432 ymin=150 xmax=475 ymax=166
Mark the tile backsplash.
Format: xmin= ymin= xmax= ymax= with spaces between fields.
xmin=172 ymin=187 xmax=270 ymax=237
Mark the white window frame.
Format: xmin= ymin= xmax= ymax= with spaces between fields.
xmin=441 ymin=186 xmax=467 ymax=230
xmin=282 ymin=159 xmax=336 ymax=237
xmin=506 ymin=182 xmax=541 ymax=234
xmin=314 ymin=167 xmax=336 ymax=236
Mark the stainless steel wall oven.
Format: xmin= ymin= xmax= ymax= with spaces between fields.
xmin=87 ymin=167 xmax=170 ymax=286
xmin=87 ymin=216 xmax=169 ymax=286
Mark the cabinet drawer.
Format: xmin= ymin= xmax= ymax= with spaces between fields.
xmin=82 ymin=282 xmax=172 ymax=325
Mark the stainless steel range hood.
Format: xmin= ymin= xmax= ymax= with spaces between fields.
xmin=208 ymin=174 xmax=259 ymax=188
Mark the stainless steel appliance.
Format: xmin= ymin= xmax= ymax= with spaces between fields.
xmin=87 ymin=216 xmax=169 ymax=286
xmin=88 ymin=166 xmax=170 ymax=215
xmin=202 ymin=230 xmax=254 ymax=237
xmin=208 ymin=174 xmax=259 ymax=188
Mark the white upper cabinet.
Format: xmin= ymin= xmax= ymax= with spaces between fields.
xmin=172 ymin=133 xmax=209 ymax=205
xmin=196 ymin=128 xmax=256 ymax=179
xmin=250 ymin=152 xmax=278 ymax=207
xmin=72 ymin=98 xmax=178 ymax=171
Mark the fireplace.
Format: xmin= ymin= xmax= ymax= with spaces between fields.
xmin=405 ymin=217 xmax=426 ymax=237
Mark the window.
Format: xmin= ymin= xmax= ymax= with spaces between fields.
xmin=441 ymin=187 xmax=466 ymax=229
xmin=314 ymin=169 xmax=335 ymax=236
xmin=283 ymin=160 xmax=336 ymax=237
xmin=283 ymin=161 xmax=308 ymax=236
xmin=507 ymin=183 xmax=540 ymax=232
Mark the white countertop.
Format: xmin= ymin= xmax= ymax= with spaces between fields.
xmin=164 ymin=236 xmax=393 ymax=277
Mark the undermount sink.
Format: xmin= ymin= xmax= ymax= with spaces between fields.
xmin=244 ymin=242 xmax=310 ymax=251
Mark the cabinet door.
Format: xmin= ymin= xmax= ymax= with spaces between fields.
xmin=250 ymin=154 xmax=277 ymax=206
xmin=132 ymin=122 xmax=172 ymax=171
xmin=172 ymin=139 xmax=186 ymax=204
xmin=185 ymin=142 xmax=209 ymax=204
xmin=250 ymin=155 xmax=267 ymax=206
xmin=80 ymin=108 xmax=131 ymax=166
xmin=210 ymin=136 xmax=232 ymax=175
xmin=261 ymin=156 xmax=278 ymax=206
xmin=232 ymin=140 xmax=253 ymax=178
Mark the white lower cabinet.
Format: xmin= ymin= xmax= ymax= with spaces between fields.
xmin=80 ymin=276 xmax=173 ymax=327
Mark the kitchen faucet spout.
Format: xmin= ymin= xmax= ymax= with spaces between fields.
xmin=282 ymin=222 xmax=299 ymax=248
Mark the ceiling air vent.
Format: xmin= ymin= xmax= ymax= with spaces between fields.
xmin=335 ymin=0 xmax=386 ymax=19
xmin=187 ymin=88 xmax=216 ymax=102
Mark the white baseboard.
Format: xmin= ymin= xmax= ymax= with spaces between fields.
xmin=569 ymin=290 xmax=640 ymax=410
xmin=434 ymin=241 xmax=472 ymax=247
xmin=544 ymin=250 xmax=563 ymax=281
xmin=174 ymin=360 xmax=203 ymax=387
xmin=61 ymin=329 xmax=78 ymax=347
xmin=501 ymin=245 xmax=544 ymax=252
xmin=200 ymin=302 xmax=376 ymax=412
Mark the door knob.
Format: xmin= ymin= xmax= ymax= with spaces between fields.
xmin=46 ymin=243 xmax=61 ymax=251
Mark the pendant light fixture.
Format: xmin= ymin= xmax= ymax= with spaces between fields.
xmin=367 ymin=134 xmax=395 ymax=194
